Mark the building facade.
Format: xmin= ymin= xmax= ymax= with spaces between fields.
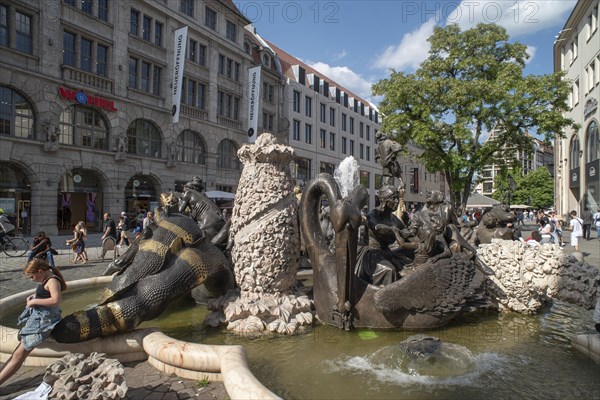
xmin=554 ymin=0 xmax=600 ymax=214
xmin=0 ymin=0 xmax=284 ymax=235
xmin=268 ymin=41 xmax=443 ymax=210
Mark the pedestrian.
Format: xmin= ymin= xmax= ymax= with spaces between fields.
xmin=594 ymin=208 xmax=600 ymax=240
xmin=567 ymin=210 xmax=584 ymax=251
xmin=517 ymin=210 xmax=524 ymax=226
xmin=549 ymin=211 xmax=563 ymax=246
xmin=142 ymin=211 xmax=154 ymax=230
xmin=101 ymin=213 xmax=119 ymax=258
xmin=66 ymin=221 xmax=88 ymax=263
xmin=0 ymin=259 xmax=67 ymax=385
xmin=27 ymin=232 xmax=55 ymax=267
xmin=116 ymin=215 xmax=130 ymax=252
xmin=582 ymin=207 xmax=593 ymax=240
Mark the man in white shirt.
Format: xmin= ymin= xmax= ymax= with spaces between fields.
xmin=593 ymin=208 xmax=600 ymax=241
xmin=568 ymin=210 xmax=584 ymax=251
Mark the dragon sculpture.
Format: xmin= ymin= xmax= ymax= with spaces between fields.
xmin=52 ymin=193 xmax=234 ymax=343
xmin=299 ymin=174 xmax=486 ymax=330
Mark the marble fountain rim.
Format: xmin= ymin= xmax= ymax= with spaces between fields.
xmin=0 ymin=276 xmax=280 ymax=400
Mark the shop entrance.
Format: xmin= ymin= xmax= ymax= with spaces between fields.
xmin=125 ymin=175 xmax=160 ymax=227
xmin=0 ymin=162 xmax=31 ymax=235
xmin=57 ymin=170 xmax=104 ymax=233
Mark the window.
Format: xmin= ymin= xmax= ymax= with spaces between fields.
xmin=341 ymin=136 xmax=347 ymax=154
xmin=329 ymin=132 xmax=335 ymax=151
xmin=586 ymin=120 xmax=599 ymax=163
xmin=293 ymin=91 xmax=301 ymax=113
xmin=217 ymin=91 xmax=240 ymax=120
xmin=0 ymin=5 xmax=7 ymax=47
xmin=359 ymin=143 xmax=364 ymax=159
xmin=154 ymin=22 xmax=163 ymax=46
xmin=569 ymin=136 xmax=580 ymax=170
xmin=97 ymin=44 xmax=107 ymax=77
xmin=342 ymin=113 xmax=347 ymax=131
xmin=320 ymin=129 xmax=326 ymax=148
xmin=143 ymin=16 xmax=152 ymax=41
xmin=350 ymin=139 xmax=355 ymax=156
xmin=305 ymin=96 xmax=312 ymax=117
xmin=329 ymin=108 xmax=335 ymax=127
xmin=130 ymin=9 xmax=139 ymax=35
xmin=291 ymin=157 xmax=311 ymax=181
xmin=205 ymin=6 xmax=216 ymax=30
xmin=292 ymin=119 xmax=300 ymax=141
xmin=262 ymin=53 xmax=270 ymax=67
xmin=226 ymin=20 xmax=237 ymax=42
xmin=177 ymin=130 xmax=206 ymax=164
xmin=366 ymin=145 xmax=371 ymax=161
xmin=63 ymin=32 xmax=76 ymax=66
xmin=128 ymin=57 xmax=162 ymax=95
xmin=59 ymin=105 xmax=109 ymax=149
xmin=262 ymin=112 xmax=274 ymax=131
xmin=198 ymin=44 xmax=206 ymax=66
xmin=181 ymin=0 xmax=194 ymax=17
xmin=217 ymin=139 xmax=240 ymax=170
xmin=320 ymin=103 xmax=326 ymax=123
xmin=98 ymin=0 xmax=108 ymax=21
xmin=349 ymin=117 xmax=354 ymax=134
xmin=570 ymin=36 xmax=578 ymax=64
xmin=320 ymin=162 xmax=335 ymax=175
xmin=366 ymin=125 xmax=370 ymax=141
xmin=82 ymin=0 xmax=93 ymax=14
xmin=0 ymin=86 xmax=35 ymax=139
xmin=218 ymin=54 xmax=240 ymax=81
xmin=586 ymin=62 xmax=596 ymax=93
xmin=128 ymin=57 xmax=138 ymax=88
xmin=15 ymin=12 xmax=32 ymax=54
xmin=573 ymin=79 xmax=579 ymax=106
xmin=263 ymin=83 xmax=274 ymax=102
xmin=80 ymin=38 xmax=92 ymax=72
xmin=188 ymin=39 xmax=197 ymax=62
xmin=359 ymin=121 xmax=364 ymax=138
xmin=127 ymin=119 xmax=162 ymax=158
xmin=305 ymin=124 xmax=312 ymax=144
xmin=182 ymin=78 xmax=206 ymax=109
xmin=588 ymin=6 xmax=598 ymax=39
xmin=360 ymin=171 xmax=370 ymax=188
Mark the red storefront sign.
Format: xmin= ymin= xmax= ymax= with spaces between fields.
xmin=58 ymin=87 xmax=117 ymax=112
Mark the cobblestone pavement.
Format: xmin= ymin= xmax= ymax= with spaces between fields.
xmin=0 ymin=233 xmax=227 ymax=399
xmin=1 ymin=227 xmax=598 ymax=398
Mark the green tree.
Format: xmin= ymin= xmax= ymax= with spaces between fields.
xmin=492 ymin=167 xmax=553 ymax=209
xmin=372 ymin=23 xmax=577 ymax=212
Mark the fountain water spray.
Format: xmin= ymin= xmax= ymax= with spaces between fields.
xmin=334 ymin=156 xmax=360 ymax=198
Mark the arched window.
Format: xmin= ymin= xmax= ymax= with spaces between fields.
xmin=177 ymin=130 xmax=205 ymax=164
xmin=217 ymin=139 xmax=240 ymax=170
xmin=262 ymin=53 xmax=270 ymax=67
xmin=586 ymin=120 xmax=599 ymax=163
xmin=0 ymin=86 xmax=35 ymax=139
xmin=59 ymin=105 xmax=109 ymax=149
xmin=126 ymin=119 xmax=162 ymax=158
xmin=569 ymin=135 xmax=580 ymax=170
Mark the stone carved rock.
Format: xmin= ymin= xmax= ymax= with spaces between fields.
xmin=222 ymin=133 xmax=311 ymax=334
xmin=44 ymin=352 xmax=127 ymax=400
xmin=478 ymin=239 xmax=600 ymax=313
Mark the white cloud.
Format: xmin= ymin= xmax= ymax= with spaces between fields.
xmin=446 ymin=0 xmax=576 ymax=37
xmin=307 ymin=61 xmax=375 ymax=101
xmin=525 ymin=45 xmax=536 ymax=64
xmin=333 ymin=49 xmax=348 ymax=61
xmin=373 ymin=17 xmax=437 ymax=71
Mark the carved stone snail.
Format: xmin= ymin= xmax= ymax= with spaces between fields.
xmin=300 ymin=173 xmax=486 ymax=330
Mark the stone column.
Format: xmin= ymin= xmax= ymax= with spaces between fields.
xmin=222 ymin=133 xmax=312 ymax=334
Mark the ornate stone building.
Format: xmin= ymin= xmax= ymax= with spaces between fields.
xmin=554 ymin=0 xmax=600 ymax=214
xmin=0 ymin=0 xmax=284 ymax=234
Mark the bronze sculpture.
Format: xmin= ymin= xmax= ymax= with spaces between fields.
xmin=473 ymin=205 xmax=516 ymax=246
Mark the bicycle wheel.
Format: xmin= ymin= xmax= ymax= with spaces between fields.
xmin=3 ymin=237 xmax=29 ymax=257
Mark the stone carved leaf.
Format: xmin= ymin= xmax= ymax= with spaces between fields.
xmin=295 ymin=312 xmax=313 ymax=325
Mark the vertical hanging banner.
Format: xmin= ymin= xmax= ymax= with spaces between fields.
xmin=247 ymin=66 xmax=261 ymax=143
xmin=171 ymin=26 xmax=188 ymax=124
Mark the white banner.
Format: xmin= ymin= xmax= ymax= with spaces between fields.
xmin=171 ymin=26 xmax=188 ymax=124
xmin=247 ymin=66 xmax=261 ymax=143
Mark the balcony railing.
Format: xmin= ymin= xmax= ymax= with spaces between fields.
xmin=180 ymin=104 xmax=208 ymax=120
xmin=217 ymin=116 xmax=241 ymax=130
xmin=61 ymin=65 xmax=114 ymax=93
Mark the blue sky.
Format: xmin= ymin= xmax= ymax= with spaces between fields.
xmin=242 ymin=0 xmax=577 ymax=105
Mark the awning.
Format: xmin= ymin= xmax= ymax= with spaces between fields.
xmin=204 ymin=190 xmax=235 ymax=200
xmin=466 ymin=193 xmax=501 ymax=208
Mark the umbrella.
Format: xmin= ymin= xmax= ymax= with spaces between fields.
xmin=510 ymin=204 xmax=531 ymax=209
xmin=204 ymin=190 xmax=235 ymax=200
xmin=466 ymin=193 xmax=501 ymax=208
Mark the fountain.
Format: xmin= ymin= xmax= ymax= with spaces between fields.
xmin=1 ymin=133 xmax=599 ymax=399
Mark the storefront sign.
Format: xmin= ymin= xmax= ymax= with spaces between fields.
xmin=586 ymin=159 xmax=599 ymax=179
xmin=58 ymin=87 xmax=117 ymax=112
xmin=171 ymin=26 xmax=188 ymax=124
xmin=247 ymin=66 xmax=261 ymax=143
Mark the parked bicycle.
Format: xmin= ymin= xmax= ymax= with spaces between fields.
xmin=0 ymin=235 xmax=29 ymax=257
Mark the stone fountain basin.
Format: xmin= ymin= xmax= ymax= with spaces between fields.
xmin=0 ymin=276 xmax=279 ymax=400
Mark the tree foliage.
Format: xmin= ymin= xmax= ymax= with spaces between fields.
xmin=372 ymin=23 xmax=577 ymax=212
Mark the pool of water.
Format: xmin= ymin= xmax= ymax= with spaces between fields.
xmin=2 ymin=289 xmax=599 ymax=400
